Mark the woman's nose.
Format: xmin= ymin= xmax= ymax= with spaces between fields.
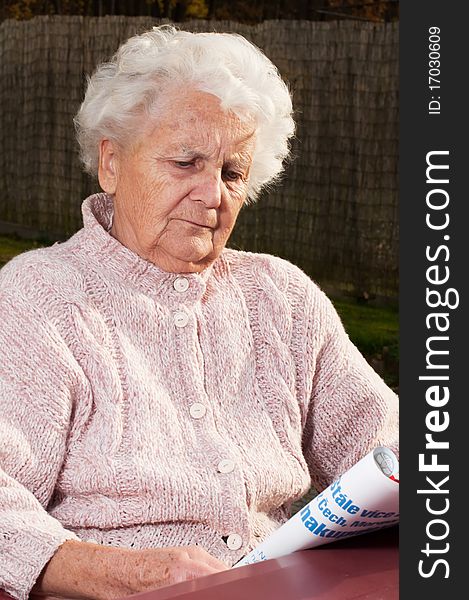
xmin=189 ymin=170 xmax=222 ymax=208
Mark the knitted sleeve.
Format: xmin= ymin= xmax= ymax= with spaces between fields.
xmin=0 ymin=289 xmax=81 ymax=600
xmin=301 ymin=288 xmax=399 ymax=493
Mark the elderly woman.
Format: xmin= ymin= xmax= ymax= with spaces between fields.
xmin=0 ymin=25 xmax=398 ymax=600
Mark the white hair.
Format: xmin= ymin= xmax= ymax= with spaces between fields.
xmin=74 ymin=25 xmax=295 ymax=201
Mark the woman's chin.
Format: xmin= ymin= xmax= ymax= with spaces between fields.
xmin=154 ymin=243 xmax=218 ymax=272
xmin=182 ymin=236 xmax=217 ymax=258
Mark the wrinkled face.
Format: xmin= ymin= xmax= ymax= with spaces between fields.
xmin=98 ymin=89 xmax=256 ymax=273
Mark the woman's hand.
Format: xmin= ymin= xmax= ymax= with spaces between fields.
xmin=109 ymin=544 xmax=228 ymax=598
xmin=33 ymin=540 xmax=228 ymax=600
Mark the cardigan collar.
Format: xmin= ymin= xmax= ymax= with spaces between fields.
xmin=78 ymin=193 xmax=224 ymax=302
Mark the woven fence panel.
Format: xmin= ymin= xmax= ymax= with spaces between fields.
xmin=0 ymin=16 xmax=398 ymax=300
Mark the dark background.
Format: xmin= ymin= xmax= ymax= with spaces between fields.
xmin=400 ymin=1 xmax=464 ymax=596
xmin=1 ymin=0 xmax=399 ymax=24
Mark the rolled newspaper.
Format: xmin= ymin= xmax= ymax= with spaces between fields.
xmin=234 ymin=446 xmax=399 ymax=567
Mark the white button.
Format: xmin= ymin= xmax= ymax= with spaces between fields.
xmin=226 ymin=533 xmax=243 ymax=550
xmin=174 ymin=311 xmax=189 ymax=328
xmin=189 ymin=403 xmax=206 ymax=419
xmin=173 ymin=277 xmax=189 ymax=293
xmin=217 ymin=459 xmax=235 ymax=474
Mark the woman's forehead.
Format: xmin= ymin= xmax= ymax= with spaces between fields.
xmin=150 ymin=88 xmax=257 ymax=143
xmin=145 ymin=113 xmax=256 ymax=160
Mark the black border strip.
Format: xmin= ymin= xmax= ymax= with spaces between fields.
xmin=400 ymin=1 xmax=465 ymax=596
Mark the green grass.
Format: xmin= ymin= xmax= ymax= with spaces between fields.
xmin=332 ymin=298 xmax=399 ymax=390
xmin=0 ymin=235 xmax=46 ymax=268
xmin=0 ymin=234 xmax=399 ymax=388
xmin=333 ymin=299 xmax=399 ymax=360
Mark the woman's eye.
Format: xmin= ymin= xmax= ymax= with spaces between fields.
xmin=223 ymin=170 xmax=242 ymax=182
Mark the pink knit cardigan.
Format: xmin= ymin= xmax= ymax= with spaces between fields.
xmin=0 ymin=194 xmax=398 ymax=600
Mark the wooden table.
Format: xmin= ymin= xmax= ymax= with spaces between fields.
xmin=0 ymin=528 xmax=397 ymax=600
xmin=125 ymin=527 xmax=398 ymax=600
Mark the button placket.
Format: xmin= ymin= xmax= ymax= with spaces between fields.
xmin=217 ymin=459 xmax=235 ymax=474
xmin=189 ymin=403 xmax=206 ymax=419
xmin=226 ymin=533 xmax=243 ymax=551
xmin=173 ymin=277 xmax=189 ymax=293
xmin=173 ymin=310 xmax=189 ymax=328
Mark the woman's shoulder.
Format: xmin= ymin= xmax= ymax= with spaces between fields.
xmin=221 ymin=248 xmax=340 ymax=327
xmin=221 ymin=248 xmax=326 ymax=299
xmin=0 ymin=239 xmax=84 ymax=305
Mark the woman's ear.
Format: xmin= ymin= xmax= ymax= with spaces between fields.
xmin=98 ymin=139 xmax=118 ymax=194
